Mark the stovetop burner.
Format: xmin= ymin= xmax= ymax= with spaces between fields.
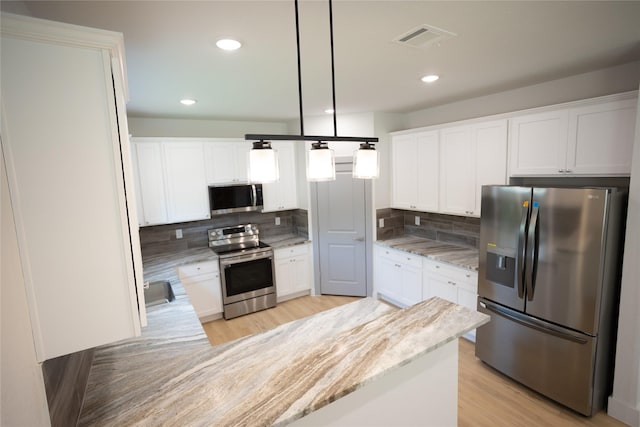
xmin=212 ymin=241 xmax=271 ymax=257
xmin=208 ymin=223 xmax=271 ymax=257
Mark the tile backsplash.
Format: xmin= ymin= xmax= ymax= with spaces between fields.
xmin=376 ymin=208 xmax=480 ymax=249
xmin=139 ymin=209 xmax=309 ymax=257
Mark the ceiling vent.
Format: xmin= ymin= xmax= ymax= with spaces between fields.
xmin=393 ymin=24 xmax=456 ymax=49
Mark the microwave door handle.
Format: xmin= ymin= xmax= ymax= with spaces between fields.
xmin=516 ymin=205 xmax=529 ymax=299
xmin=251 ymin=185 xmax=257 ymax=206
xmin=525 ymin=204 xmax=540 ymax=301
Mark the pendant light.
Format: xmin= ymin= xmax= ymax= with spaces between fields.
xmin=248 ymin=140 xmax=279 ymax=183
xmin=245 ymin=0 xmax=379 ymax=181
xmin=307 ymin=142 xmax=335 ymax=181
xmin=353 ymin=142 xmax=379 ymax=179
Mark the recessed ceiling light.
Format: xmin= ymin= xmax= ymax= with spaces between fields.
xmin=421 ymin=74 xmax=440 ymax=83
xmin=180 ymin=99 xmax=197 ymax=106
xmin=324 ymin=108 xmax=334 ymax=114
xmin=216 ymin=39 xmax=242 ymax=51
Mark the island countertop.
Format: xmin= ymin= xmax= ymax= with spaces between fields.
xmin=79 ymin=276 xmax=487 ymax=426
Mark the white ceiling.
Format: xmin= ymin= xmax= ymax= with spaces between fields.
xmin=11 ymin=1 xmax=640 ymax=122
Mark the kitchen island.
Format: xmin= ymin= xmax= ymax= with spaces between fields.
xmin=78 ymin=246 xmax=488 ymax=426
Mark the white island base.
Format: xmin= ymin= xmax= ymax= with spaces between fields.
xmin=292 ymin=339 xmax=457 ymax=427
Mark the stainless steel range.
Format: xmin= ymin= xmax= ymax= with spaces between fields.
xmin=208 ymin=224 xmax=276 ymax=319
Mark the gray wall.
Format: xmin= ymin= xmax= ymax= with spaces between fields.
xmin=128 ymin=116 xmax=288 ymax=138
xmin=406 ymin=61 xmax=640 ymax=129
xmin=609 ymin=85 xmax=640 ymax=426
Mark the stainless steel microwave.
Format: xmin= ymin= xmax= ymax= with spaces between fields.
xmin=208 ymin=184 xmax=263 ymax=215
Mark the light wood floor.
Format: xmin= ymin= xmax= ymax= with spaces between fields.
xmin=202 ymin=296 xmax=625 ymax=426
xmin=201 ymin=295 xmax=360 ymax=346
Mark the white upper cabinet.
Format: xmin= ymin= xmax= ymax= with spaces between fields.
xmin=132 ymin=138 xmax=210 ymax=225
xmin=132 ymin=138 xmax=300 ymax=225
xmin=567 ymin=99 xmax=637 ymax=175
xmin=509 ymin=110 xmax=569 ymax=176
xmin=1 ymin=14 xmax=145 ymax=361
xmin=262 ymin=141 xmax=298 ymax=212
xmin=133 ymin=142 xmax=168 ymax=226
xmin=163 ymin=142 xmax=210 ymax=223
xmin=509 ymin=96 xmax=637 ymax=176
xmin=391 ymin=131 xmax=439 ymax=212
xmin=393 ymin=121 xmax=506 ymax=217
xmin=204 ymin=140 xmax=252 ymax=184
xmin=440 ymin=126 xmax=475 ymax=216
xmin=474 ymin=120 xmax=508 ymax=215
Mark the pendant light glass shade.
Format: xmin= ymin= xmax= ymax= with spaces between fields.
xmin=307 ymin=142 xmax=336 ymax=181
xmin=248 ymin=141 xmax=279 ymax=183
xmin=353 ymin=143 xmax=379 ymax=179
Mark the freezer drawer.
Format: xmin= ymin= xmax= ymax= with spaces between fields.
xmin=475 ymin=299 xmax=600 ymax=416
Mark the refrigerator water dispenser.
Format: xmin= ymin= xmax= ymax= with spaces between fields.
xmin=485 ymin=251 xmax=515 ymax=289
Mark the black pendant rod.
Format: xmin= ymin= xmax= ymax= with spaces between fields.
xmin=245 ymin=0 xmax=379 ymax=145
xmin=328 ymin=0 xmax=337 ymax=137
xmin=294 ymin=0 xmax=304 ymax=135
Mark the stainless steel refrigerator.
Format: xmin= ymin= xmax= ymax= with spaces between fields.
xmin=475 ymin=185 xmax=627 ymax=416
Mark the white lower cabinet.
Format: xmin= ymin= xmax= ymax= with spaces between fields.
xmin=374 ymin=244 xmax=479 ymax=341
xmin=275 ymin=243 xmax=312 ymax=300
xmin=374 ymin=246 xmax=423 ymax=307
xmin=178 ymin=260 xmax=223 ymax=321
xmin=423 ymin=259 xmax=478 ymax=342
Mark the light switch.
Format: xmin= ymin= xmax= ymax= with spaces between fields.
xmin=378 ymin=218 xmax=384 ymax=228
xmin=176 ymin=229 xmax=183 ymax=239
xmin=275 ymin=217 xmax=281 ymax=226
xmin=415 ymin=216 xmax=420 ymax=226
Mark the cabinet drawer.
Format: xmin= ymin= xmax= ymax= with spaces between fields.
xmin=378 ymin=247 xmax=422 ymax=269
xmin=275 ymin=243 xmax=309 ymax=260
xmin=178 ymin=260 xmax=219 ymax=278
xmin=424 ymin=260 xmax=477 ymax=287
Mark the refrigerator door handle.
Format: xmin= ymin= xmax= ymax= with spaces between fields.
xmin=516 ymin=205 xmax=529 ymax=299
xmin=479 ymin=299 xmax=589 ymax=344
xmin=525 ymin=204 xmax=540 ymax=301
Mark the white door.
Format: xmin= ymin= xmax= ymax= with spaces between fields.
xmin=314 ymin=162 xmax=368 ymax=296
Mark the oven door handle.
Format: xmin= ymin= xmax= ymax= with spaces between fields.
xmin=220 ymin=252 xmax=273 ymax=267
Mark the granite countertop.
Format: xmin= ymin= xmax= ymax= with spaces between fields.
xmin=376 ymin=236 xmax=479 ymax=271
xmin=79 ymin=293 xmax=487 ymax=426
xmin=78 ymin=245 xmax=488 ymax=426
xmin=261 ymin=233 xmax=310 ymax=249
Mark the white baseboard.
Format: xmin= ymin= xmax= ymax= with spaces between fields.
xmin=277 ymin=290 xmax=311 ymax=303
xmin=608 ymin=396 xmax=640 ymax=427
